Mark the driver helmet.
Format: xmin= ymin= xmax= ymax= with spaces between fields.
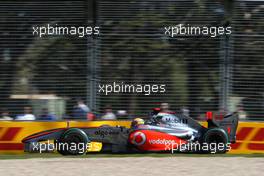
xmin=131 ymin=118 xmax=145 ymax=128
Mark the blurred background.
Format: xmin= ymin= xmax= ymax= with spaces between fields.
xmin=0 ymin=0 xmax=263 ymax=120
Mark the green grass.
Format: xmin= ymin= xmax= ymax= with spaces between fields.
xmin=0 ymin=153 xmax=264 ymax=160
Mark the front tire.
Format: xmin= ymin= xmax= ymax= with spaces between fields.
xmin=56 ymin=128 xmax=90 ymax=155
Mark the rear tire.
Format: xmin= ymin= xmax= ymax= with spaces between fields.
xmin=203 ymin=128 xmax=228 ymax=154
xmin=56 ymin=128 xmax=90 ymax=155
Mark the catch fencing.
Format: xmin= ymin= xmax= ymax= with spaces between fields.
xmin=0 ymin=0 xmax=263 ymax=120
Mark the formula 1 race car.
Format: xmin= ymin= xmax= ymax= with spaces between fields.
xmin=22 ymin=110 xmax=238 ymax=155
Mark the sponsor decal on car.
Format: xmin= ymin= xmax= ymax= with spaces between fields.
xmin=149 ymin=139 xmax=175 ymax=145
xmin=131 ymin=132 xmax=146 ymax=146
xmin=94 ymin=130 xmax=120 ymax=138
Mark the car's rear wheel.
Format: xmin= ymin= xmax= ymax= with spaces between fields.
xmin=203 ymin=128 xmax=228 ymax=154
xmin=56 ymin=128 xmax=90 ymax=155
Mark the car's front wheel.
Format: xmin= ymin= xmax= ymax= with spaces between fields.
xmin=56 ymin=128 xmax=90 ymax=155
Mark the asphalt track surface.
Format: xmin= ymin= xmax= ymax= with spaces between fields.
xmin=0 ymin=156 xmax=264 ymax=176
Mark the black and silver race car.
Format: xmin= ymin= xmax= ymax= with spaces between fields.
xmin=22 ymin=110 xmax=238 ymax=155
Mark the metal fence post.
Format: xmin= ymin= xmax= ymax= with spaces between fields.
xmin=219 ymin=34 xmax=232 ymax=112
xmin=219 ymin=0 xmax=234 ymax=112
xmin=86 ymin=0 xmax=98 ymax=112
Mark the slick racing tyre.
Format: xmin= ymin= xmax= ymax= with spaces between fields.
xmin=203 ymin=128 xmax=228 ymax=154
xmin=56 ymin=128 xmax=90 ymax=155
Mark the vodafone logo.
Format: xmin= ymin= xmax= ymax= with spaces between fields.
xmin=131 ymin=132 xmax=146 ymax=146
xmin=149 ymin=139 xmax=175 ymax=145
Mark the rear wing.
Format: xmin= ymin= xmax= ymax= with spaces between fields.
xmin=207 ymin=112 xmax=239 ymax=143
